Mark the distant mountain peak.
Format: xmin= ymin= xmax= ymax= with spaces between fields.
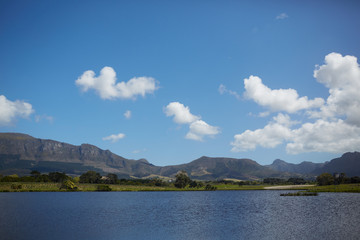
xmin=273 ymin=159 xmax=286 ymax=164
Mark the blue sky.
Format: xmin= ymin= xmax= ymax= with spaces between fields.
xmin=1 ymin=0 xmax=360 ymax=166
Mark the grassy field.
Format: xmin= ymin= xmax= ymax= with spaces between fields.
xmin=306 ymin=184 xmax=360 ymax=193
xmin=1 ymin=182 xmax=359 ymax=192
xmin=0 ymin=182 xmax=266 ymax=192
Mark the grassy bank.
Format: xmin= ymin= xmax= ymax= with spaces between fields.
xmin=1 ymin=182 xmax=359 ymax=192
xmin=0 ymin=182 xmax=266 ymax=192
xmin=307 ymin=184 xmax=360 ymax=193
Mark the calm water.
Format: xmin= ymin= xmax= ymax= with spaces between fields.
xmin=0 ymin=191 xmax=359 ymax=240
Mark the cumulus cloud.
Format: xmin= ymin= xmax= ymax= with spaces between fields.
xmin=232 ymin=116 xmax=360 ymax=154
xmin=164 ymin=102 xmax=200 ymax=124
xmin=310 ymin=52 xmax=360 ymax=126
xmin=218 ymin=84 xmax=241 ymax=100
xmin=233 ymin=52 xmax=360 ymax=155
xmin=75 ymin=66 xmax=158 ymax=100
xmin=186 ymin=120 xmax=220 ymax=141
xmin=276 ymin=13 xmax=288 ymax=20
xmin=102 ymin=133 xmax=125 ymax=143
xmin=286 ymin=119 xmax=360 ymax=154
xmin=165 ymin=102 xmax=220 ymax=141
xmin=231 ymin=114 xmax=294 ymax=152
xmin=124 ymin=110 xmax=131 ymax=119
xmin=0 ymin=95 xmax=34 ymax=126
xmin=244 ymin=75 xmax=324 ymax=113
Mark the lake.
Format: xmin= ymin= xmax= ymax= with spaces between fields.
xmin=0 ymin=191 xmax=359 ymax=240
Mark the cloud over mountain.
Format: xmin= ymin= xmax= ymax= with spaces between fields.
xmin=0 ymin=95 xmax=34 ymax=126
xmin=102 ymin=133 xmax=126 ymax=143
xmin=232 ymin=53 xmax=360 ymax=154
xmin=165 ymin=102 xmax=220 ymax=141
xmin=76 ymin=66 xmax=158 ymax=100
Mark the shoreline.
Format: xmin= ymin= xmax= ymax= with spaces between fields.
xmin=1 ymin=182 xmax=359 ymax=193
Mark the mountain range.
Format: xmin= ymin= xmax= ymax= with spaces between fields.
xmin=0 ymin=133 xmax=359 ymax=180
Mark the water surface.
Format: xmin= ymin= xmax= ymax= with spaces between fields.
xmin=0 ymin=191 xmax=359 ymax=240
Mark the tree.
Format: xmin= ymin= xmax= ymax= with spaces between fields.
xmin=316 ymin=173 xmax=334 ymax=186
xmin=189 ymin=180 xmax=198 ymax=188
xmin=287 ymin=178 xmax=306 ymax=185
xmin=30 ymin=170 xmax=41 ymax=178
xmin=48 ymin=172 xmax=69 ymax=183
xmin=174 ymin=171 xmax=191 ymax=188
xmin=334 ymin=173 xmax=347 ymax=185
xmin=106 ymin=173 xmax=118 ymax=184
xmin=263 ymin=178 xmax=286 ymax=185
xmin=79 ymin=171 xmax=101 ymax=183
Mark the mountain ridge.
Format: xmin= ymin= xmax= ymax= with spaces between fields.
xmin=1 ymin=133 xmax=359 ymax=179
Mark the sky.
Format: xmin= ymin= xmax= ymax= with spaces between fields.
xmin=1 ymin=0 xmax=360 ymax=166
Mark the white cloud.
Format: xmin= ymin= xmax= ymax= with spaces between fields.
xmin=232 ymin=116 xmax=360 ymax=154
xmin=186 ymin=120 xmax=220 ymax=141
xmin=231 ymin=114 xmax=294 ymax=152
xmin=310 ymin=52 xmax=360 ymax=126
xmin=276 ymin=13 xmax=288 ymax=20
xmin=75 ymin=66 xmax=158 ymax=100
xmin=102 ymin=133 xmax=125 ymax=143
xmin=165 ymin=102 xmax=220 ymax=141
xmin=287 ymin=119 xmax=360 ymax=154
xmin=0 ymin=95 xmax=34 ymax=126
xmin=124 ymin=110 xmax=131 ymax=119
xmin=218 ymin=84 xmax=241 ymax=100
xmin=164 ymin=102 xmax=200 ymax=124
xmin=244 ymin=75 xmax=324 ymax=113
xmin=233 ymin=52 xmax=360 ymax=155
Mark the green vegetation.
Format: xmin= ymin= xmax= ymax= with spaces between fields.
xmin=96 ymin=185 xmax=112 ymax=191
xmin=280 ymin=192 xmax=318 ymax=196
xmin=79 ymin=171 xmax=101 ymax=183
xmin=60 ymin=179 xmax=78 ymax=191
xmin=0 ymin=170 xmax=360 ymax=193
xmin=204 ymin=184 xmax=217 ymax=191
xmin=263 ymin=177 xmax=307 ymax=185
xmin=307 ymin=184 xmax=360 ymax=193
xmin=174 ymin=171 xmax=191 ymax=188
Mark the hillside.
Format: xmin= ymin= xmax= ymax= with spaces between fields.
xmin=312 ymin=152 xmax=360 ymax=177
xmin=159 ymin=156 xmax=289 ymax=180
xmin=266 ymin=159 xmax=324 ymax=175
xmin=0 ymin=133 xmax=158 ymax=177
xmin=1 ymin=133 xmax=359 ymax=180
xmin=0 ymin=133 xmax=291 ymax=180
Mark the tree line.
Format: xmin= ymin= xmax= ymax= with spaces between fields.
xmin=2 ymin=170 xmax=359 ymax=188
xmin=316 ymin=172 xmax=360 ymax=186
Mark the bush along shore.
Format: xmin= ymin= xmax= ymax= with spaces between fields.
xmin=280 ymin=192 xmax=318 ymax=196
xmin=0 ymin=170 xmax=360 ymax=192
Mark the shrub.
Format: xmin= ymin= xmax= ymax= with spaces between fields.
xmin=60 ymin=180 xmax=78 ymax=191
xmin=204 ymin=184 xmax=217 ymax=191
xmin=11 ymin=184 xmax=22 ymax=190
xmin=96 ymin=185 xmax=112 ymax=191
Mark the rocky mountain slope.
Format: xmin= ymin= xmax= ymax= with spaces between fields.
xmin=267 ymin=152 xmax=360 ymax=177
xmin=1 ymin=133 xmax=359 ymax=179
xmin=0 ymin=133 xmax=157 ymax=177
xmin=312 ymin=152 xmax=360 ymax=177
xmin=266 ymin=159 xmax=325 ymax=175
